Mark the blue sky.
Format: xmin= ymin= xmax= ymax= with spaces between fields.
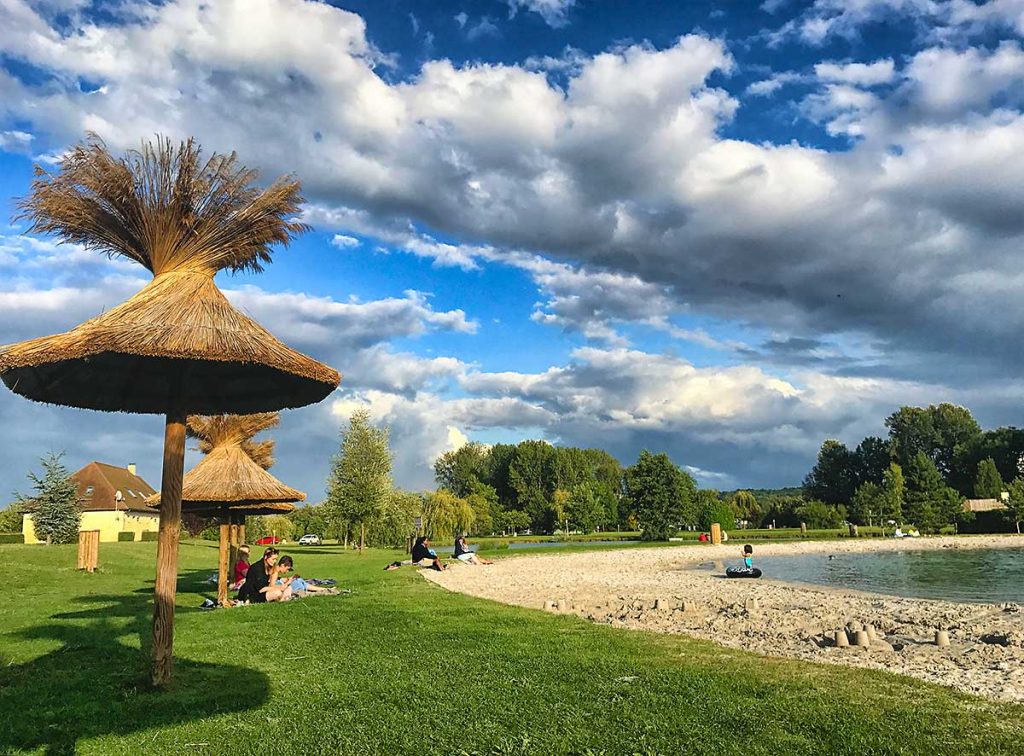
xmin=3 ymin=0 xmax=1024 ymax=500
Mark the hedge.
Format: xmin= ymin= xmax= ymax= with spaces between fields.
xmin=0 ymin=533 xmax=24 ymax=544
xmin=117 ymin=531 xmax=136 ymax=542
xmin=141 ymin=531 xmax=159 ymax=542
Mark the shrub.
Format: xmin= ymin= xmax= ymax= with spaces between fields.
xmin=698 ymin=498 xmax=736 ymax=531
xmin=117 ymin=531 xmax=135 ymax=542
xmin=141 ymin=531 xmax=159 ymax=542
xmin=0 ymin=533 xmax=24 ymax=544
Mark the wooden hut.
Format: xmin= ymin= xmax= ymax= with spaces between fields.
xmin=0 ymin=136 xmax=340 ymax=685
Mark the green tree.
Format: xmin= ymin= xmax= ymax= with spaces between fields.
xmin=624 ymin=451 xmax=696 ymax=540
xmin=465 ymin=481 xmax=497 ymax=536
xmin=1006 ymin=477 xmax=1024 ymax=534
xmin=289 ymin=504 xmax=330 ymax=539
xmin=952 ymin=427 xmax=1024 ymax=495
xmin=263 ymin=514 xmax=295 ymax=542
xmin=18 ymin=453 xmax=80 ymax=544
xmin=849 ymin=482 xmax=882 ymax=526
xmin=759 ymin=494 xmax=804 ymax=528
xmin=494 ymin=509 xmax=530 ymax=535
xmin=803 ymin=440 xmax=855 ymax=505
xmin=0 ymin=503 xmax=23 ymax=533
xmin=366 ymin=490 xmax=420 ymax=548
xmin=508 ymin=440 xmax=556 ymax=531
xmin=886 ymin=403 xmax=981 ymax=482
xmin=904 ymin=452 xmax=960 ymax=531
xmin=729 ymin=490 xmax=760 ymax=527
xmin=880 ymin=463 xmax=905 ymax=526
xmin=326 ymin=409 xmax=393 ymax=551
xmin=795 ymin=500 xmax=845 ymax=529
xmin=698 ymin=494 xmax=736 ymax=531
xmin=434 ymin=443 xmax=489 ymax=497
xmin=566 ymin=482 xmax=604 ymax=534
xmin=481 ymin=443 xmax=517 ymax=508
xmin=852 ymin=436 xmax=891 ymax=487
xmin=422 ymin=489 xmax=474 ymax=540
xmin=974 ymin=458 xmax=1004 ymax=500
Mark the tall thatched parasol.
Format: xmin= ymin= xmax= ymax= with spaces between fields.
xmin=0 ymin=136 xmax=340 ymax=685
xmin=148 ymin=413 xmax=304 ymax=605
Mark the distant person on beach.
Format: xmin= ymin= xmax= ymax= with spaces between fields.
xmin=238 ymin=547 xmax=279 ymax=603
xmin=698 ymin=533 xmax=709 ymax=542
xmin=454 ymin=535 xmax=493 ymax=565
xmin=741 ymin=544 xmax=754 ymax=569
xmin=231 ymin=544 xmax=251 ymax=590
xmin=411 ymin=536 xmax=446 ymax=571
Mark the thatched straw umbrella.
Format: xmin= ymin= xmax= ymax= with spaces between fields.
xmin=148 ymin=413 xmax=304 ymax=605
xmin=0 ymin=136 xmax=340 ymax=685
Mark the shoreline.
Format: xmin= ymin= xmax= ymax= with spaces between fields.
xmin=426 ymin=534 xmax=1024 ymax=702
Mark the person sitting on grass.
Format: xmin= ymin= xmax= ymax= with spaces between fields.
xmin=453 ymin=534 xmax=493 ymax=565
xmin=238 ymin=547 xmax=278 ymax=604
xmin=274 ymin=556 xmax=339 ymax=597
xmin=262 ymin=555 xmax=296 ymax=602
xmin=231 ymin=544 xmax=251 ymax=590
xmin=411 ymin=535 xmax=446 ymax=571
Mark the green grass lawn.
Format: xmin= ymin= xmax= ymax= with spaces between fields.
xmin=1 ymin=541 xmax=1023 ymax=755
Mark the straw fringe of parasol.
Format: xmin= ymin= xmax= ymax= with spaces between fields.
xmin=0 ymin=270 xmax=339 ymax=413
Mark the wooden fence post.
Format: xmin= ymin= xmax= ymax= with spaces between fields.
xmin=78 ymin=530 xmax=99 ymax=572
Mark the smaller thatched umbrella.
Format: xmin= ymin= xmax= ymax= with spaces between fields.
xmin=148 ymin=413 xmax=304 ymax=604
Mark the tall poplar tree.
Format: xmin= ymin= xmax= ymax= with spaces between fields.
xmin=326 ymin=409 xmax=392 ymax=551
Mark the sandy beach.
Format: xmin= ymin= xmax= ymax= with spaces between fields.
xmin=426 ymin=535 xmax=1024 ymax=702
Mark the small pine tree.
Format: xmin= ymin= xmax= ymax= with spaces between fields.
xmin=974 ymin=457 xmax=1004 ymax=500
xmin=19 ymin=453 xmax=80 ymax=544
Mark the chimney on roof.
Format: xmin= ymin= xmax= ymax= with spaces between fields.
xmin=128 ymin=462 xmax=136 ymax=476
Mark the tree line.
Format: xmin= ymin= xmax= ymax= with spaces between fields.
xmin=802 ymin=403 xmax=1024 ymax=533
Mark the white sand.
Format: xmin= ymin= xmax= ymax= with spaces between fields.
xmin=426 ymin=535 xmax=1024 ymax=702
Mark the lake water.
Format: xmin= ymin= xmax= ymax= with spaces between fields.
xmin=710 ymin=547 xmax=1024 ymax=604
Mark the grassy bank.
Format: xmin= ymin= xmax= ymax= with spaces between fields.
xmin=1 ymin=540 xmax=1022 ymax=754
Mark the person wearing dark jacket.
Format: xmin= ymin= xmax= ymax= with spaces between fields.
xmin=411 ymin=536 xmax=446 ymax=571
xmin=238 ymin=547 xmax=279 ymax=603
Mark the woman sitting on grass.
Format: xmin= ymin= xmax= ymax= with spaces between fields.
xmin=238 ymin=547 xmax=278 ymax=603
xmin=411 ymin=536 xmax=446 ymax=571
xmin=454 ymin=535 xmax=493 ymax=565
xmin=275 ymin=556 xmax=339 ymax=598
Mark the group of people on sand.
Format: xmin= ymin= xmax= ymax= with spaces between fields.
xmin=387 ymin=534 xmax=493 ymax=571
xmin=231 ymin=545 xmax=337 ymax=604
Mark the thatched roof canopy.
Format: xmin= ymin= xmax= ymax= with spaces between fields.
xmin=148 ymin=413 xmax=305 ymax=509
xmin=0 ymin=136 xmax=340 ymax=414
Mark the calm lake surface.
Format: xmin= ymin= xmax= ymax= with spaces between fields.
xmin=717 ymin=547 xmax=1024 ymax=604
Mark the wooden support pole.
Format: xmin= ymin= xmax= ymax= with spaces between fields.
xmin=151 ymin=410 xmax=185 ymax=687
xmin=710 ymin=522 xmax=722 ymax=545
xmin=218 ymin=519 xmax=230 ymax=606
xmin=238 ymin=520 xmax=246 ymax=547
xmin=228 ymin=515 xmax=239 ymax=578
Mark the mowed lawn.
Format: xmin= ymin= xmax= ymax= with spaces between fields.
xmin=1 ymin=542 xmax=1023 ymax=755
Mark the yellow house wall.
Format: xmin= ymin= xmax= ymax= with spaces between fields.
xmin=23 ymin=510 xmax=160 ymax=544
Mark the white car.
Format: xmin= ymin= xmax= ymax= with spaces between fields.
xmin=297 ymin=534 xmax=321 ymax=546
